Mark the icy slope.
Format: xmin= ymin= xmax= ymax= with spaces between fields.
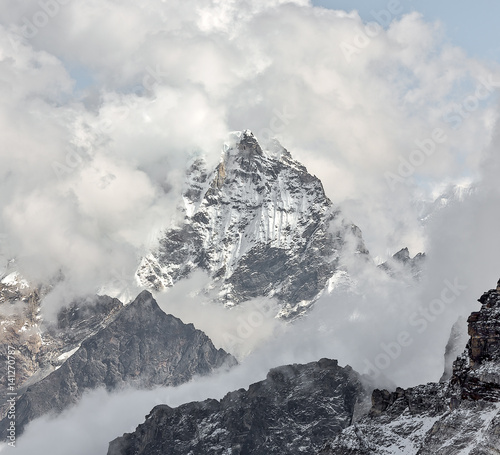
xmin=137 ymin=131 xmax=368 ymax=317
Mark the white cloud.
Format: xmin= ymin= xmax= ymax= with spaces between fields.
xmin=1 ymin=4 xmax=500 ymax=448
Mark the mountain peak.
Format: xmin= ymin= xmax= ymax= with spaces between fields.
xmin=137 ymin=135 xmax=368 ymax=317
xmin=224 ymin=129 xmax=263 ymax=165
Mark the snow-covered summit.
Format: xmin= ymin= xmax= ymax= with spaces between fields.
xmin=136 ymin=131 xmax=368 ymax=317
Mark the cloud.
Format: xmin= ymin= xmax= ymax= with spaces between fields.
xmin=0 ymin=0 xmax=498 ymax=296
xmin=1 ymin=4 xmax=500 ymax=445
xmin=155 ymin=271 xmax=282 ymax=359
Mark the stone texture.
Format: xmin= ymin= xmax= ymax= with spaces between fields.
xmin=108 ymin=358 xmax=367 ymax=455
xmin=378 ymin=247 xmax=426 ymax=282
xmin=137 ymin=131 xmax=368 ymax=318
xmin=320 ymin=281 xmax=500 ymax=454
xmin=0 ymin=291 xmax=235 ymax=436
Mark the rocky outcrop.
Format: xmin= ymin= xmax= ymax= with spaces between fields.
xmin=1 ymin=291 xmax=235 ymax=437
xmin=108 ymin=359 xmax=367 ymax=455
xmin=450 ymin=287 xmax=500 ymax=403
xmin=104 ymin=281 xmax=500 ymax=455
xmin=137 ymin=131 xmax=368 ymax=318
xmin=0 ymin=271 xmax=125 ymax=396
xmin=320 ymin=280 xmax=500 ymax=454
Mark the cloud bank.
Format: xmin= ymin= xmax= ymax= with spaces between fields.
xmin=2 ymin=1 xmax=500 ymax=451
xmin=0 ymin=0 xmax=498 ymax=291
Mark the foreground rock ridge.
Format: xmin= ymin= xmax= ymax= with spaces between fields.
xmin=1 ymin=291 xmax=236 ymax=437
xmin=321 ymin=281 xmax=500 ymax=454
xmin=107 ymin=281 xmax=500 ymax=455
xmin=108 ymin=358 xmax=367 ymax=455
xmin=137 ymin=130 xmax=368 ymax=318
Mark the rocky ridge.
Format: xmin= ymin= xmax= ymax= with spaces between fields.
xmin=0 ymin=270 xmax=125 ymax=421
xmin=108 ymin=358 xmax=368 ymax=455
xmin=136 ymin=131 xmax=369 ymax=318
xmin=1 ymin=291 xmax=235 ymax=437
xmin=321 ymin=281 xmax=500 ymax=454
xmin=104 ymin=281 xmax=500 ymax=455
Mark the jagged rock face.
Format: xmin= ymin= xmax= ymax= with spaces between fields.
xmin=321 ymin=282 xmax=500 ymax=454
xmin=0 ymin=269 xmax=123 ymax=424
xmin=137 ymin=131 xmax=368 ymax=318
xmin=108 ymin=359 xmax=367 ymax=455
xmin=378 ymin=247 xmax=426 ymax=282
xmin=0 ymin=273 xmax=45 ymax=397
xmin=1 ymin=291 xmax=235 ymax=437
xmin=320 ymin=382 xmax=451 ymax=455
xmin=450 ymin=288 xmax=500 ymax=402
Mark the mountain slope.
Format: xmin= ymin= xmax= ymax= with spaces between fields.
xmin=108 ymin=358 xmax=367 ymax=455
xmin=137 ymin=131 xmax=368 ymax=318
xmin=106 ymin=281 xmax=500 ymax=455
xmin=1 ymin=291 xmax=235 ymax=437
xmin=321 ymin=281 xmax=500 ymax=454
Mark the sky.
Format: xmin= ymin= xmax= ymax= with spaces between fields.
xmin=313 ymin=0 xmax=500 ymax=62
xmin=2 ymin=0 xmax=500 ymax=452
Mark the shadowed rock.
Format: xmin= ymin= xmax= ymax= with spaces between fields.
xmin=108 ymin=358 xmax=367 ymax=455
xmin=1 ymin=291 xmax=235 ymax=437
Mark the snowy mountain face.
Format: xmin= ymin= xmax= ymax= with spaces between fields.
xmin=417 ymin=182 xmax=476 ymax=224
xmin=137 ymin=131 xmax=368 ymax=318
xmin=0 ymin=269 xmax=127 ymax=422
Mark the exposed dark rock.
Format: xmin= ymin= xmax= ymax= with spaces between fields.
xmin=1 ymin=291 xmax=235 ymax=437
xmin=0 ymin=273 xmax=123 ymax=418
xmin=321 ymin=280 xmax=500 ymax=454
xmin=108 ymin=358 xmax=367 ymax=455
xmin=449 ymin=288 xmax=500 ymax=403
xmin=137 ymin=131 xmax=368 ymax=318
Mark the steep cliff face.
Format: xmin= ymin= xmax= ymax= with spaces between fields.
xmin=320 ymin=281 xmax=500 ymax=454
xmin=137 ymin=131 xmax=368 ymax=318
xmin=450 ymin=287 xmax=500 ymax=403
xmin=1 ymin=291 xmax=236 ymax=437
xmin=108 ymin=358 xmax=367 ymax=455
